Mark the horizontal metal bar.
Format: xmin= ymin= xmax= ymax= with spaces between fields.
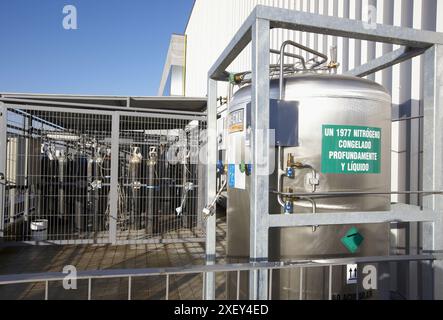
xmin=3 ymin=102 xmax=206 ymax=122
xmin=0 ymin=98 xmax=206 ymax=117
xmin=272 ymin=190 xmax=443 ymax=198
xmin=0 ymin=254 xmax=434 ymax=285
xmin=256 ymin=6 xmax=443 ymax=47
xmin=116 ymin=110 xmax=206 ymax=121
xmin=208 ymin=8 xmax=256 ymax=80
xmin=268 ymin=204 xmax=439 ymax=228
xmin=392 ymin=115 xmax=424 ymax=122
xmin=345 ymin=47 xmax=427 ymax=77
xmin=114 ymin=238 xmax=206 ymax=245
xmin=0 ymin=239 xmax=110 ymax=247
xmin=0 ymin=237 xmax=206 ymax=248
xmin=2 ymin=102 xmax=114 ymax=116
xmin=209 ymin=6 xmax=443 ymax=82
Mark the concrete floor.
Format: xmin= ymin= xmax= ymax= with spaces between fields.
xmin=0 ymin=216 xmax=228 ymax=300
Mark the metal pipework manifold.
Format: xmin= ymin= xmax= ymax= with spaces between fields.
xmin=286 ymin=153 xmax=320 ymax=193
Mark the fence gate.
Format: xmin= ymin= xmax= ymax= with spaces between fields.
xmin=0 ymin=102 xmax=207 ymax=245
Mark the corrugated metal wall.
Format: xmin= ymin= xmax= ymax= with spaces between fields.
xmin=184 ymin=0 xmax=442 ymax=206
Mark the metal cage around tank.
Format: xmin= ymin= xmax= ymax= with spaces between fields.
xmin=204 ymin=5 xmax=443 ymax=300
xmin=0 ymin=96 xmax=208 ymax=245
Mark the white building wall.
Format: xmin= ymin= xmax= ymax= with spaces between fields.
xmin=158 ymin=34 xmax=186 ymax=96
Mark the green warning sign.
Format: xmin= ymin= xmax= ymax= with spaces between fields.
xmin=341 ymin=227 xmax=364 ymax=253
xmin=321 ymin=125 xmax=381 ymax=174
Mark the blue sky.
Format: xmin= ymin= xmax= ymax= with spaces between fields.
xmin=0 ymin=0 xmax=194 ymax=96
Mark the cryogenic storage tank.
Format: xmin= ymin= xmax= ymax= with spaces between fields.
xmin=226 ymin=73 xmax=391 ymax=300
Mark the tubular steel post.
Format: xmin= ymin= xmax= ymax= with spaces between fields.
xmin=109 ymin=112 xmax=119 ymax=244
xmin=202 ymin=272 xmax=206 ymax=300
xmin=268 ymin=269 xmax=273 ymax=300
xmin=299 ymin=267 xmax=303 ymax=300
xmin=422 ymin=44 xmax=443 ymax=300
xmin=44 ymin=281 xmax=48 ymax=300
xmin=128 ymin=276 xmax=132 ymax=300
xmin=249 ymin=17 xmax=270 ymax=301
xmin=328 ymin=266 xmax=333 ymax=300
xmin=88 ymin=278 xmax=92 ymax=300
xmin=165 ymin=274 xmax=169 ymax=300
xmin=0 ymin=102 xmax=6 ymax=238
xmin=205 ymin=79 xmax=218 ymax=300
xmin=236 ymin=270 xmax=241 ymax=300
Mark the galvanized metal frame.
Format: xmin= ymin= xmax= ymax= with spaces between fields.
xmin=421 ymin=44 xmax=443 ymax=299
xmin=204 ymin=79 xmax=217 ymax=299
xmin=109 ymin=112 xmax=119 ymax=244
xmin=206 ymin=5 xmax=443 ymax=300
xmin=0 ymin=102 xmax=7 ymax=238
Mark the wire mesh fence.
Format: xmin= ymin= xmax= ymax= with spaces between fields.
xmin=116 ymin=114 xmax=204 ymax=242
xmin=0 ymin=104 xmax=207 ymax=244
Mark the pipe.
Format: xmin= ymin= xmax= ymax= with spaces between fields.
xmin=279 ymin=40 xmax=328 ymax=99
xmin=46 ymin=133 xmax=81 ymax=141
xmin=130 ymin=160 xmax=138 ymax=228
xmin=301 ymin=197 xmax=318 ymax=232
xmin=276 ymin=146 xmax=286 ymax=208
xmin=203 ymin=179 xmax=227 ymax=218
xmin=92 ymin=158 xmax=99 ymax=233
xmin=147 ymin=160 xmax=154 ymax=234
xmin=275 ymin=147 xmax=318 ymax=230
xmin=271 ymin=190 xmax=443 ymax=197
xmin=302 ymin=197 xmax=317 ymax=214
xmin=147 ymin=147 xmax=157 ymax=234
xmin=58 ymin=155 xmax=65 ymax=220
xmin=270 ymin=49 xmax=307 ymax=69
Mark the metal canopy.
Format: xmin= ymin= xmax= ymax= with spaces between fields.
xmin=206 ymin=5 xmax=443 ymax=300
xmin=0 ymin=93 xmax=207 ymax=113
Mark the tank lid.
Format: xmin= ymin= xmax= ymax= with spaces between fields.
xmin=284 ymin=74 xmax=391 ymax=102
xmin=231 ymin=73 xmax=391 ymax=104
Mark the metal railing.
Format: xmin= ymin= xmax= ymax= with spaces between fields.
xmin=0 ymin=254 xmax=435 ymax=300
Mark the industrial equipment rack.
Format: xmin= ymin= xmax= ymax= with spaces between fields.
xmin=205 ymin=5 xmax=443 ymax=300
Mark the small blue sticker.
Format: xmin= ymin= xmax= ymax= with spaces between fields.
xmin=228 ymin=164 xmax=235 ymax=188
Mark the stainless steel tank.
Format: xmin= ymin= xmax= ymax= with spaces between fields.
xmin=226 ymin=73 xmax=391 ymax=300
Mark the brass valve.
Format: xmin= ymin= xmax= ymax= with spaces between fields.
xmin=287 ymin=153 xmax=306 ymax=169
xmin=287 ymin=153 xmax=296 ymax=168
xmin=229 ymin=73 xmax=244 ymax=85
xmin=327 ymin=61 xmax=340 ymax=69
